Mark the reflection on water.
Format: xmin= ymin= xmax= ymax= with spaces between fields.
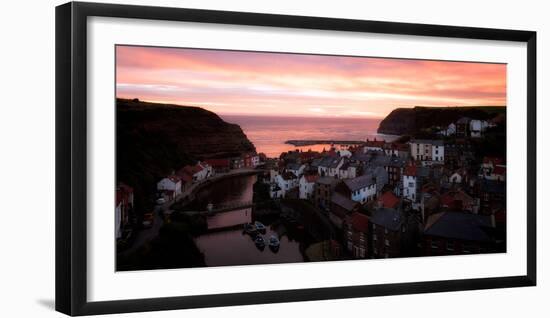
xmin=194 ymin=174 xmax=256 ymax=210
xmin=207 ymin=208 xmax=252 ymax=230
xmin=221 ymin=115 xmax=390 ymax=157
xmin=192 ymin=174 xmax=305 ymax=266
xmin=195 ymin=223 xmax=304 ymax=267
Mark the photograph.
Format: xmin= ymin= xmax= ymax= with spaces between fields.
xmin=114 ymin=45 xmax=507 ymax=271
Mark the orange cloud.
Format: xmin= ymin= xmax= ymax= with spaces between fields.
xmin=116 ymin=45 xmax=506 ymax=117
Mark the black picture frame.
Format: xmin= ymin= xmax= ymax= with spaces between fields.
xmin=55 ymin=1 xmax=537 ymax=316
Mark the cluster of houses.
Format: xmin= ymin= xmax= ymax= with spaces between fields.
xmin=155 ymin=152 xmax=261 ymax=203
xmin=438 ymin=116 xmax=503 ymax=138
xmin=264 ymin=137 xmax=506 ymax=260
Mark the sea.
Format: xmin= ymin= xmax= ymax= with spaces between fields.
xmin=220 ymin=115 xmax=398 ymax=158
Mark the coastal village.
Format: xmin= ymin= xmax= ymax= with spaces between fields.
xmin=116 ymin=113 xmax=506 ymax=267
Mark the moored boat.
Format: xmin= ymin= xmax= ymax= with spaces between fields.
xmin=268 ymin=235 xmax=280 ymax=248
xmin=254 ymin=221 xmax=266 ymax=233
xmin=254 ymin=235 xmax=266 ymax=247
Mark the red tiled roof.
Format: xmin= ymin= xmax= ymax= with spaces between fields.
xmin=404 ymin=165 xmax=417 ymax=176
xmin=440 ymin=190 xmax=473 ymax=209
xmin=179 ymin=164 xmax=203 ymax=176
xmin=483 ymin=156 xmax=504 ymax=165
xmin=204 ymin=158 xmax=230 ymax=168
xmin=378 ymin=191 xmax=399 ymax=209
xmin=351 ymin=212 xmax=369 ymax=232
xmin=304 ymin=174 xmax=319 ymax=183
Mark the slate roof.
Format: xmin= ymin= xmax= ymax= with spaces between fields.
xmin=331 ymin=192 xmax=359 ymax=212
xmin=287 ymin=163 xmax=302 ymax=171
xmin=369 ymin=208 xmax=403 ymax=231
xmin=424 ymin=212 xmax=493 ymax=242
xmin=318 ymin=156 xmax=337 ymax=168
xmin=387 ymin=157 xmax=406 ymax=167
xmin=411 ymin=139 xmax=444 ymax=146
xmin=317 ymin=176 xmax=339 ymax=186
xmin=343 ymin=174 xmax=376 ymax=191
xmin=328 ymin=157 xmax=343 ymax=169
xmin=371 ymin=155 xmax=391 ymax=167
xmin=350 ymin=153 xmax=373 ymax=163
xmin=310 ymin=158 xmax=323 ymax=168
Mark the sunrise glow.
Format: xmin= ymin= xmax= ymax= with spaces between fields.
xmin=116 ymin=46 xmax=506 ymax=118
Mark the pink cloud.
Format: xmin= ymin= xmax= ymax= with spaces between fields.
xmin=116 ymin=45 xmax=506 ymax=117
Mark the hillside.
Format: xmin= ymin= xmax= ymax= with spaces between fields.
xmin=116 ymin=98 xmax=256 ymax=213
xmin=377 ymin=106 xmax=506 ymax=135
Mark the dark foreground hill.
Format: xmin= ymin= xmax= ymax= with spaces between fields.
xmin=116 ymin=98 xmax=256 ymax=213
xmin=377 ymin=106 xmax=506 ymax=135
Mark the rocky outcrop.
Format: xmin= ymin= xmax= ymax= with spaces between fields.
xmin=116 ymin=98 xmax=256 ymax=213
xmin=377 ymin=106 xmax=505 ymax=135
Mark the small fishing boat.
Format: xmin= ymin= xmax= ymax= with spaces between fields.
xmin=254 ymin=221 xmax=266 ymax=233
xmin=254 ymin=235 xmax=265 ymax=247
xmin=268 ymin=235 xmax=280 ymax=248
xmin=243 ymin=223 xmax=256 ymax=235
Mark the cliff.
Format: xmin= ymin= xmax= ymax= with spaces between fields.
xmin=116 ymin=98 xmax=256 ymax=212
xmin=377 ymin=106 xmax=506 ymax=135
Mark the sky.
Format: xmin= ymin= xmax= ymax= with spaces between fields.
xmin=116 ymin=45 xmax=506 ymax=118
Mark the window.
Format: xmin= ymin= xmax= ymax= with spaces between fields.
xmin=463 ymin=243 xmax=471 ymax=253
xmin=409 ymin=182 xmax=414 ymax=187
xmin=373 ymin=234 xmax=377 ymax=241
xmin=384 ymin=228 xmax=388 ymax=235
xmin=431 ymin=239 xmax=439 ymax=249
xmin=384 ymin=239 xmax=390 ymax=247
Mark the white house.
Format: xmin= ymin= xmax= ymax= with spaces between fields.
xmin=363 ymin=139 xmax=385 ymax=153
xmin=328 ymin=157 xmax=345 ymax=178
xmin=337 ymin=161 xmax=359 ymax=179
xmin=409 ymin=139 xmax=444 ymax=163
xmin=299 ymin=174 xmax=319 ymax=200
xmin=180 ymin=162 xmax=210 ymax=182
xmin=336 ymin=149 xmax=352 ymax=158
xmin=157 ymin=175 xmax=182 ymax=199
xmin=402 ymin=165 xmax=417 ymax=202
xmin=446 ymin=123 xmax=456 ymax=136
xmin=449 ymin=171 xmax=463 ymax=184
xmin=469 ymin=119 xmax=489 ymax=138
xmin=341 ymin=175 xmax=377 ymax=204
xmin=276 ymin=171 xmax=299 ymax=197
xmin=269 ymin=182 xmax=284 ymax=199
xmin=251 ymin=154 xmax=260 ymax=167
